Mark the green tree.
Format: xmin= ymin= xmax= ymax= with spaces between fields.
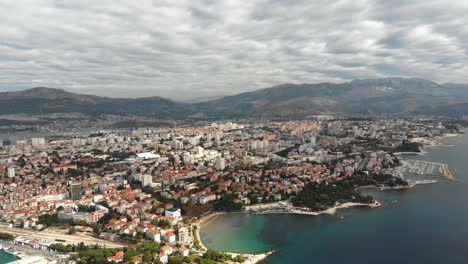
xmin=158 ymin=219 xmax=171 ymax=228
xmin=0 ymin=232 xmax=15 ymax=240
xmin=68 ymin=227 xmax=77 ymax=235
xmin=143 ymin=251 xmax=153 ymax=263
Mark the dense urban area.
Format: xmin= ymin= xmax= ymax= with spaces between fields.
xmin=0 ymin=116 xmax=464 ymax=264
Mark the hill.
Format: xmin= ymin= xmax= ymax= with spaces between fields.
xmin=196 ymin=78 xmax=468 ymax=118
xmin=0 ymin=87 xmax=195 ymax=119
xmin=2 ymin=78 xmax=468 ymax=119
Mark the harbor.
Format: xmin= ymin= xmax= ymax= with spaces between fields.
xmin=395 ymin=159 xmax=456 ymax=182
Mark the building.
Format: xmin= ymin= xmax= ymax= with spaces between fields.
xmin=142 ymin=174 xmax=153 ymax=187
xmin=145 ymin=229 xmax=160 ymax=242
xmin=215 ymin=157 xmax=225 ymax=171
xmin=69 ymin=183 xmax=83 ymax=200
xmin=310 ymin=136 xmax=316 ymax=147
xmin=31 ymin=138 xmax=46 ymax=147
xmin=7 ymin=167 xmax=15 ymax=178
xmin=71 ymin=138 xmax=82 ymax=147
xmin=178 ymin=226 xmax=190 ymax=243
xmin=199 ymin=194 xmax=217 ymax=204
xmin=53 ymin=164 xmax=78 ymax=172
xmin=164 ymin=232 xmax=176 ymax=243
xmin=158 ymin=252 xmax=168 ymax=263
xmin=107 ymin=251 xmax=124 ymax=262
xmin=165 ymin=208 xmax=181 ymax=220
xmin=179 ymin=247 xmax=189 ymax=257
xmin=161 ymin=245 xmax=173 ymax=255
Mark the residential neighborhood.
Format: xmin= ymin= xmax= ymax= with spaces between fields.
xmin=0 ymin=118 xmax=463 ymax=263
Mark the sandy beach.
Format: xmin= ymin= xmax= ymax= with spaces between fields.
xmin=193 ymin=211 xmax=226 ymax=227
xmin=192 ymin=216 xmax=274 ymax=264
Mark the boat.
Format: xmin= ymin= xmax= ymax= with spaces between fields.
xmin=3 ymin=247 xmax=20 ymax=256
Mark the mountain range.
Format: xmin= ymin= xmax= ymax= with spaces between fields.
xmin=2 ymin=77 xmax=468 ymax=120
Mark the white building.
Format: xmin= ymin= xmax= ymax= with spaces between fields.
xmin=145 ymin=229 xmax=161 ymax=242
xmin=158 ymin=252 xmax=168 ymax=264
xmin=178 ymin=226 xmax=190 ymax=243
xmin=179 ymin=247 xmax=189 ymax=257
xmin=165 ymin=208 xmax=181 ymax=220
xmin=142 ymin=174 xmax=153 ymax=187
xmin=137 ymin=152 xmax=161 ymax=160
xmin=199 ymin=194 xmax=217 ymax=204
xmin=71 ymin=138 xmax=82 ymax=147
xmin=310 ymin=136 xmax=316 ymax=147
xmin=215 ymin=157 xmax=225 ymax=171
xmin=7 ymin=167 xmax=15 ymax=178
xmin=164 ymin=232 xmax=176 ymax=243
xmin=31 ymin=137 xmax=45 ymax=146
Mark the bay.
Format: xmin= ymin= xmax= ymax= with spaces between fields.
xmin=200 ymin=131 xmax=468 ymax=264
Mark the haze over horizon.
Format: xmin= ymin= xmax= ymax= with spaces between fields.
xmin=1 ymin=0 xmax=467 ymax=100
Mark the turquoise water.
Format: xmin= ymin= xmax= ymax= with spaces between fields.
xmin=0 ymin=250 xmax=18 ymax=264
xmin=201 ymin=132 xmax=468 ymax=264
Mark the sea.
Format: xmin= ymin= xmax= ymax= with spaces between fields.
xmin=201 ymin=130 xmax=468 ymax=264
xmin=0 ymin=250 xmax=18 ymax=264
xmin=0 ymin=128 xmax=97 ymax=142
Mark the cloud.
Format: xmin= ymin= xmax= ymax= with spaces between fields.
xmin=0 ymin=0 xmax=467 ymax=99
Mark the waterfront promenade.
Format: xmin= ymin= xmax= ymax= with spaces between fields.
xmin=1 ymin=240 xmax=70 ymax=260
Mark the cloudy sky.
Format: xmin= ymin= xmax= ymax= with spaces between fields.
xmin=1 ymin=0 xmax=467 ymax=99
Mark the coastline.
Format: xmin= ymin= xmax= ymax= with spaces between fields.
xmin=195 ymin=131 xmax=465 ymax=264
xmin=246 ymin=201 xmax=381 ymax=216
xmin=225 ymin=251 xmax=275 ymax=264
xmin=403 ymin=159 xmax=457 ymax=182
xmin=192 ymin=220 xmax=273 ymax=264
xmin=195 ymin=201 xmax=380 ymax=263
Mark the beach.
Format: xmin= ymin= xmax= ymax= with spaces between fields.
xmin=194 ymin=200 xmax=381 ymax=263
xmin=192 ymin=220 xmax=273 ymax=264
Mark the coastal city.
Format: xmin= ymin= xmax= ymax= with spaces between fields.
xmin=0 ymin=117 xmax=463 ymax=264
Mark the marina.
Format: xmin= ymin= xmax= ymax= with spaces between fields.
xmin=396 ymin=159 xmax=456 ymax=181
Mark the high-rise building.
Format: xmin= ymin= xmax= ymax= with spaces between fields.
xmin=7 ymin=167 xmax=15 ymax=178
xmin=250 ymin=141 xmax=257 ymax=149
xmin=142 ymin=174 xmax=153 ymax=187
xmin=69 ymin=183 xmax=83 ymax=200
xmin=310 ymin=136 xmax=316 ymax=147
xmin=215 ymin=157 xmax=225 ymax=171
xmin=15 ymin=140 xmax=28 ymax=149
xmin=31 ymin=137 xmax=46 ymax=146
xmin=71 ymin=138 xmax=82 ymax=147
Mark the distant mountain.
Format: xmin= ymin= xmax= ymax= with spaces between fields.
xmin=2 ymin=78 xmax=468 ymax=119
xmin=0 ymin=87 xmax=195 ymax=119
xmin=195 ymin=78 xmax=468 ymax=118
xmin=180 ymin=95 xmax=227 ymax=103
